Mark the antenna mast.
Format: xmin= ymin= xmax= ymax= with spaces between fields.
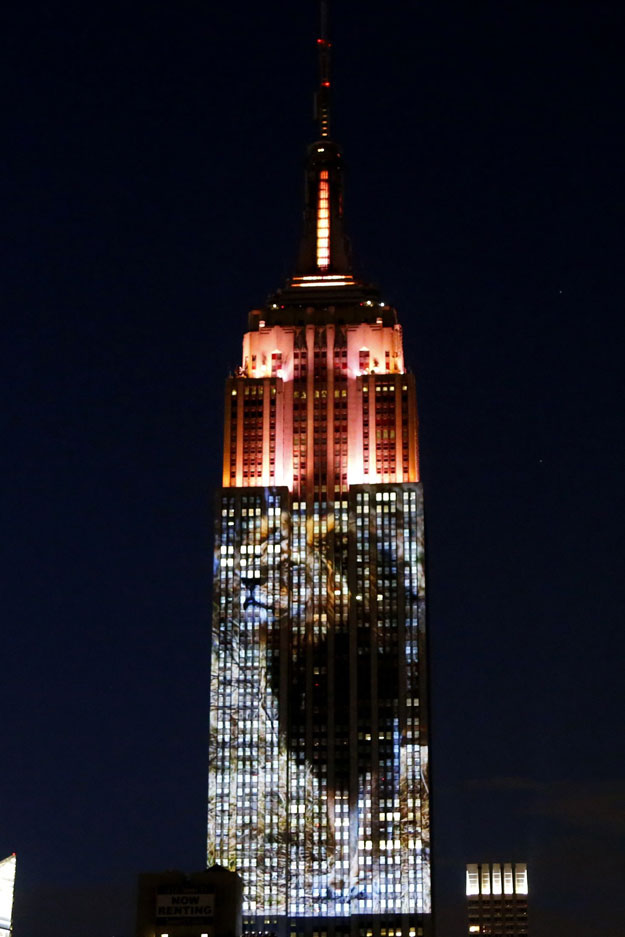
xmin=316 ymin=0 xmax=331 ymax=138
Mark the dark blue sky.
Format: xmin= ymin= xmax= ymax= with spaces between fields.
xmin=2 ymin=1 xmax=624 ymax=935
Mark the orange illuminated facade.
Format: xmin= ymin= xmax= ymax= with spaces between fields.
xmin=208 ymin=7 xmax=431 ymax=937
xmin=222 ymin=312 xmax=419 ymax=493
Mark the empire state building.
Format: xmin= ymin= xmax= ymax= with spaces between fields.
xmin=207 ymin=9 xmax=431 ymax=937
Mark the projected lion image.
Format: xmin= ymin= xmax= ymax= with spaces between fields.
xmin=208 ymin=488 xmax=430 ymax=916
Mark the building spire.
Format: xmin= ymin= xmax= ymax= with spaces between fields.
xmin=288 ymin=0 xmax=353 ymax=282
xmin=264 ymin=0 xmax=383 ymax=318
xmin=315 ymin=0 xmax=331 ymax=139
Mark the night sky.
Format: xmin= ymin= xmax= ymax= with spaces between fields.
xmin=3 ymin=1 xmax=625 ymax=935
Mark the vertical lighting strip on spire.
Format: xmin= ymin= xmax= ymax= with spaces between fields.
xmin=317 ymin=170 xmax=330 ymax=269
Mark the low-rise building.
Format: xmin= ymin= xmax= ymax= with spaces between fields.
xmin=466 ymin=862 xmax=528 ymax=936
xmin=136 ymin=865 xmax=242 ymax=937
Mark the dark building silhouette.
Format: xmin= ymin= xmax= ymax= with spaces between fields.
xmin=208 ymin=5 xmax=431 ymax=936
xmin=136 ymin=866 xmax=242 ymax=937
xmin=466 ymin=863 xmax=528 ymax=936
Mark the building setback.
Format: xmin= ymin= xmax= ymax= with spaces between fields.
xmin=207 ymin=6 xmax=431 ymax=937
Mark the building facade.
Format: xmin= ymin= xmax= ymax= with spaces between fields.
xmin=207 ymin=12 xmax=431 ymax=937
xmin=136 ymin=867 xmax=242 ymax=937
xmin=0 ymin=854 xmax=16 ymax=937
xmin=466 ymin=863 xmax=528 ymax=936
